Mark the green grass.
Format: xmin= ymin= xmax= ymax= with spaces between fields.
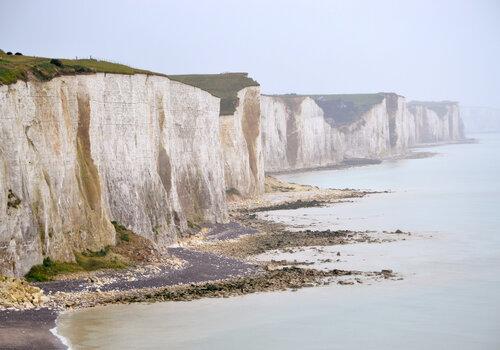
xmin=267 ymin=93 xmax=387 ymax=126
xmin=25 ymin=250 xmax=128 ymax=282
xmin=408 ymin=101 xmax=456 ymax=118
xmin=0 ymin=51 xmax=163 ymax=86
xmin=111 ymin=221 xmax=130 ymax=242
xmin=168 ymin=73 xmax=259 ymax=115
xmin=0 ymin=52 xmax=260 ymax=116
xmin=312 ymin=94 xmax=386 ymax=125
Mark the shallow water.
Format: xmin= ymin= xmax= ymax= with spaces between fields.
xmin=58 ymin=133 xmax=500 ymax=349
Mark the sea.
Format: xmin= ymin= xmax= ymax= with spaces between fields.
xmin=57 ymin=133 xmax=500 ymax=350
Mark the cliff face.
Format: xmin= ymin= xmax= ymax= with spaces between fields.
xmin=407 ymin=101 xmax=465 ymax=143
xmin=169 ymin=73 xmax=264 ymax=198
xmin=261 ymin=93 xmax=409 ymax=172
xmin=460 ymin=106 xmax=500 ymax=133
xmin=261 ymin=95 xmax=337 ymax=172
xmin=0 ymin=74 xmax=227 ymax=276
xmin=219 ymin=86 xmax=264 ymax=197
xmin=261 ymin=94 xmax=465 ymax=173
xmin=0 ymin=61 xmax=466 ymax=277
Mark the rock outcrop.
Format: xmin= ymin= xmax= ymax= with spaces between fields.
xmin=261 ymin=94 xmax=465 ymax=173
xmin=0 ymin=74 xmax=227 ymax=276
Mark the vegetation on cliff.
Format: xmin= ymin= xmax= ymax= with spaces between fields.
xmin=408 ymin=101 xmax=457 ymax=118
xmin=265 ymin=93 xmax=388 ymax=126
xmin=0 ymin=51 xmax=260 ymax=117
xmin=168 ymin=73 xmax=259 ymax=115
xmin=24 ymin=222 xmax=165 ymax=282
xmin=0 ymin=50 xmax=163 ymax=85
xmin=310 ymin=93 xmax=385 ymax=126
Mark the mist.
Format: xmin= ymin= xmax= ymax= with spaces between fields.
xmin=1 ymin=0 xmax=499 ymax=107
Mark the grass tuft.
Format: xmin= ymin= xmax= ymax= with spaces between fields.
xmin=25 ymin=251 xmax=128 ymax=282
xmin=111 ymin=221 xmax=130 ymax=242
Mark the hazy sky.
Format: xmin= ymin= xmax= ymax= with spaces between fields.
xmin=1 ymin=0 xmax=499 ymax=107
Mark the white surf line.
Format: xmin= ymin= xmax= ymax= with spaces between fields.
xmin=50 ymin=318 xmax=73 ymax=350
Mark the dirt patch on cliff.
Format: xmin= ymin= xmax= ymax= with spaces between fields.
xmin=157 ymin=145 xmax=172 ymax=194
xmin=76 ymin=94 xmax=101 ymax=211
xmin=176 ymin=170 xmax=211 ymax=226
xmin=110 ymin=222 xmax=166 ymax=264
xmin=286 ymin=112 xmax=299 ymax=167
xmin=241 ymin=87 xmax=261 ymax=191
xmin=385 ymin=93 xmax=399 ymax=147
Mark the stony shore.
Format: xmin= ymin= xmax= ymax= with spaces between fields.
xmin=0 ymin=177 xmax=407 ymax=349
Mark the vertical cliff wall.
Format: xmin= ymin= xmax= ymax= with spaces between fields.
xmin=261 ymin=94 xmax=465 ymax=173
xmin=261 ymin=93 xmax=409 ymax=172
xmin=261 ymin=95 xmax=336 ymax=172
xmin=169 ymin=73 xmax=264 ymax=198
xmin=0 ymin=74 xmax=227 ymax=276
xmin=460 ymin=106 xmax=500 ymax=133
xmin=407 ymin=101 xmax=465 ymax=143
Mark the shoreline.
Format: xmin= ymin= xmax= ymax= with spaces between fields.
xmin=0 ymin=178 xmax=409 ymax=349
xmin=266 ymin=138 xmax=476 ymax=177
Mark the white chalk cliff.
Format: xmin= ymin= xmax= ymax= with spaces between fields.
xmin=168 ymin=73 xmax=264 ymax=199
xmin=0 ymin=71 xmax=466 ymax=277
xmin=261 ymin=94 xmax=465 ymax=172
xmin=0 ymin=74 xmax=227 ymax=276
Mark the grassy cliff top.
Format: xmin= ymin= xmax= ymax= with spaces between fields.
xmin=0 ymin=50 xmax=163 ymax=86
xmin=0 ymin=51 xmax=259 ymax=116
xmin=266 ymin=93 xmax=392 ymax=126
xmin=168 ymin=73 xmax=260 ymax=115
xmin=408 ymin=100 xmax=458 ymax=118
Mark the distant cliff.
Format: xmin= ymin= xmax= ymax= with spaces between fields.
xmin=407 ymin=101 xmax=464 ymax=143
xmin=261 ymin=94 xmax=465 ymax=172
xmin=460 ymin=106 xmax=500 ymax=133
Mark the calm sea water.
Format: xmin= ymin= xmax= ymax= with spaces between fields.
xmin=58 ymin=133 xmax=500 ymax=350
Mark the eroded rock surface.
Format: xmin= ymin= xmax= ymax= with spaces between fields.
xmin=0 ymin=74 xmax=227 ymax=276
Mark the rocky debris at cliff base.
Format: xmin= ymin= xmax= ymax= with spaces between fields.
xmin=230 ymin=181 xmax=367 ymax=213
xmin=264 ymin=176 xmax=318 ymax=193
xmin=399 ymin=151 xmax=437 ymax=160
xmin=192 ymin=228 xmax=408 ymax=260
xmin=0 ymin=276 xmax=49 ymax=309
xmin=48 ymin=266 xmax=401 ymax=309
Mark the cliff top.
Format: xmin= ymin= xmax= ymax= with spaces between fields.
xmin=265 ymin=93 xmax=392 ymax=126
xmin=0 ymin=50 xmax=164 ymax=86
xmin=408 ymin=100 xmax=458 ymax=118
xmin=168 ymin=73 xmax=260 ymax=116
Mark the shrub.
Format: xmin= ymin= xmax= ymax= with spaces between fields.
xmin=6 ymin=52 xmax=12 ymax=55
xmin=111 ymin=221 xmax=130 ymax=242
xmin=50 ymin=58 xmax=63 ymax=67
xmin=25 ymin=250 xmax=127 ymax=282
xmin=14 ymin=52 xmax=22 ymax=56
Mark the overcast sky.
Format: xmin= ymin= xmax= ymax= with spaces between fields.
xmin=1 ymin=0 xmax=499 ymax=107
